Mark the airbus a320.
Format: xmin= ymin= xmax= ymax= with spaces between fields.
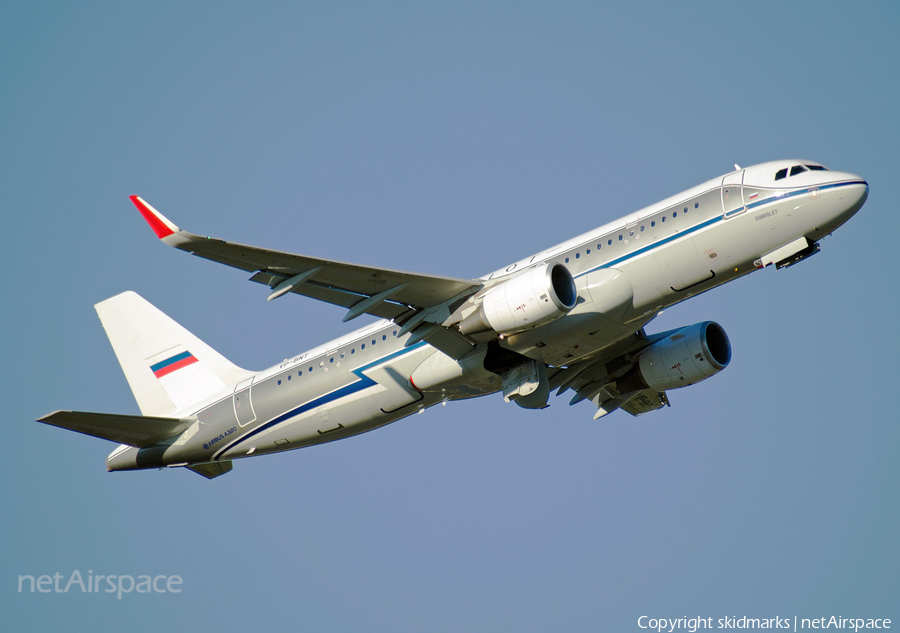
xmin=38 ymin=160 xmax=868 ymax=479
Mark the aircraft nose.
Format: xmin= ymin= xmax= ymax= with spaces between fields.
xmin=826 ymin=173 xmax=868 ymax=225
xmin=830 ymin=170 xmax=866 ymax=187
xmin=828 ymin=170 xmax=868 ymax=198
xmin=844 ymin=174 xmax=869 ymax=207
xmin=857 ymin=179 xmax=869 ymax=208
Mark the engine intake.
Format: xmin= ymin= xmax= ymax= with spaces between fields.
xmin=458 ymin=263 xmax=577 ymax=336
xmin=618 ymin=321 xmax=731 ymax=393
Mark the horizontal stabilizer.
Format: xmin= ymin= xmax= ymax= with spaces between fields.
xmin=37 ymin=410 xmax=192 ymax=448
xmin=187 ymin=461 xmax=232 ymax=479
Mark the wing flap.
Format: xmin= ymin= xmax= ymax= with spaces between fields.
xmin=38 ymin=410 xmax=193 ymax=448
xmin=621 ymin=389 xmax=668 ymax=416
xmin=250 ymin=271 xmax=411 ymax=319
xmin=545 ymin=329 xmax=675 ymax=419
xmin=186 ymin=461 xmax=233 ymax=479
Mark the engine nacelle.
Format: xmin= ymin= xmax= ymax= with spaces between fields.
xmin=458 ymin=263 xmax=577 ymax=336
xmin=619 ymin=321 xmax=731 ymax=392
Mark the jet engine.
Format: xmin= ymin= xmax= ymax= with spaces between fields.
xmin=618 ymin=321 xmax=731 ymax=392
xmin=458 ymin=263 xmax=578 ymax=336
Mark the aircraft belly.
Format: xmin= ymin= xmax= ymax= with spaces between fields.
xmin=364 ymin=356 xmax=430 ymax=413
xmin=216 ymin=394 xmax=379 ymax=458
xmin=581 ymin=268 xmax=634 ymax=320
xmin=653 ymin=234 xmax=713 ymax=292
xmin=615 ymin=254 xmax=669 ymax=315
xmin=263 ymin=391 xmax=446 ymax=454
xmin=690 ymin=217 xmax=752 ymax=275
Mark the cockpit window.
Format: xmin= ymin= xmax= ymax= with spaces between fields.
xmin=777 ymin=164 xmax=827 ymax=181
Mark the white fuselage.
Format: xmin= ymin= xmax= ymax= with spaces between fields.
xmin=107 ymin=160 xmax=868 ymax=472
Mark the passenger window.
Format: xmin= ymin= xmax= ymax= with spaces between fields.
xmin=673 ymin=212 xmax=677 ymax=218
xmin=775 ymin=168 xmax=788 ymax=180
xmin=607 ymin=239 xmax=612 ymax=246
xmin=694 ymin=202 xmax=699 ymax=209
xmin=662 ymin=216 xmax=666 ymax=223
xmin=651 ymin=221 xmax=655 ymax=227
xmin=790 ymin=165 xmax=807 ymax=177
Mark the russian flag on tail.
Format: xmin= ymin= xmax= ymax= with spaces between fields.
xmin=150 ymin=351 xmax=198 ymax=378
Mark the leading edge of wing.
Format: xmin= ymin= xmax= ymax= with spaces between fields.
xmin=129 ymin=196 xmax=482 ymax=316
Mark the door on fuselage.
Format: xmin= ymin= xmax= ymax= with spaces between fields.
xmin=722 ymin=170 xmax=745 ymax=218
xmin=233 ymin=378 xmax=257 ymax=427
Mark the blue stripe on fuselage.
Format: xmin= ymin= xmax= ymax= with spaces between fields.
xmin=214 ymin=341 xmax=428 ymax=458
xmin=575 ymin=180 xmax=865 ymax=280
xmin=213 ymin=179 xmax=865 ymax=459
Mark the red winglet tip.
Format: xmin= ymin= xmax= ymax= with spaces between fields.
xmin=129 ymin=195 xmax=175 ymax=239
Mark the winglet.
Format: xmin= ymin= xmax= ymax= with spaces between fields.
xmin=129 ymin=195 xmax=180 ymax=239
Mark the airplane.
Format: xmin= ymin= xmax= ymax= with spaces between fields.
xmin=38 ymin=160 xmax=868 ymax=479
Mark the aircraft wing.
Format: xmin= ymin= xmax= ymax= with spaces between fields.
xmin=130 ymin=196 xmax=482 ymax=324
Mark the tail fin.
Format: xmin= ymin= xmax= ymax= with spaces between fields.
xmin=95 ymin=291 xmax=255 ymax=416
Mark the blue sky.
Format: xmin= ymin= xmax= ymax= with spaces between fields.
xmin=3 ymin=2 xmax=898 ymax=631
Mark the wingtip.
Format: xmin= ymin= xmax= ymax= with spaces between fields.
xmin=129 ymin=195 xmax=178 ymax=239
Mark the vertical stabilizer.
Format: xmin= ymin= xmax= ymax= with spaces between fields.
xmin=95 ymin=291 xmax=255 ymax=416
